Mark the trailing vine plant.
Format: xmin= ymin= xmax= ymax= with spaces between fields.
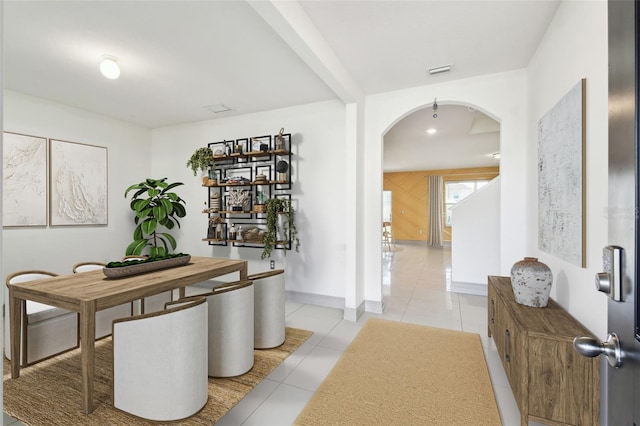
xmin=261 ymin=198 xmax=300 ymax=259
xmin=186 ymin=147 xmax=214 ymax=176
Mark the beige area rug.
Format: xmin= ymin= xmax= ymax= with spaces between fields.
xmin=4 ymin=327 xmax=312 ymax=425
xmin=295 ymin=318 xmax=501 ymax=426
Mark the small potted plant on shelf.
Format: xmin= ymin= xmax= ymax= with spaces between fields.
xmin=124 ymin=177 xmax=187 ymax=257
xmin=261 ymin=198 xmax=300 ymax=259
xmin=186 ymin=147 xmax=214 ymax=178
xmin=253 ymin=190 xmax=268 ymax=213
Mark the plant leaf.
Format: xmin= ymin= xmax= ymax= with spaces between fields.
xmin=126 ymin=239 xmax=147 ymax=256
xmin=141 ymin=218 xmax=158 ymax=235
xmin=160 ymin=232 xmax=177 ymax=250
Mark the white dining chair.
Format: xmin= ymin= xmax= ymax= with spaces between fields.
xmin=173 ymin=280 xmax=254 ymax=377
xmin=112 ymin=297 xmax=208 ymax=421
xmin=248 ymin=269 xmax=286 ymax=349
xmin=72 ymin=261 xmax=133 ymax=339
xmin=4 ymin=270 xmax=79 ymax=366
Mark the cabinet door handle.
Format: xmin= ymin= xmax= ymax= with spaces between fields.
xmin=490 ymin=299 xmax=495 ymax=324
xmin=505 ymin=329 xmax=511 ymax=363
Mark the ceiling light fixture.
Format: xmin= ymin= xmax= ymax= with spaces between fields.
xmin=100 ymin=55 xmax=120 ymax=79
xmin=426 ymin=128 xmax=437 ymax=135
xmin=428 ymin=64 xmax=452 ymax=75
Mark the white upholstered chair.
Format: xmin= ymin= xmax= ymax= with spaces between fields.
xmin=72 ymin=261 xmax=132 ymax=339
xmin=4 ymin=270 xmax=79 ymax=366
xmin=175 ymin=280 xmax=254 ymax=377
xmin=112 ymin=297 xmax=208 ymax=421
xmin=248 ymin=269 xmax=286 ymax=349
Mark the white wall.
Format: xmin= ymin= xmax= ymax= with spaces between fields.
xmin=2 ymin=90 xmax=151 ymax=275
xmin=151 ymin=100 xmax=347 ymax=300
xmin=526 ymin=0 xmax=608 ymax=338
xmin=363 ymin=70 xmax=528 ymax=305
xmin=451 ymin=177 xmax=500 ymax=293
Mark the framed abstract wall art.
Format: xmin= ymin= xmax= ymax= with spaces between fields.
xmin=2 ymin=132 xmax=48 ymax=227
xmin=49 ymin=139 xmax=108 ymax=226
xmin=537 ymin=79 xmax=586 ymax=268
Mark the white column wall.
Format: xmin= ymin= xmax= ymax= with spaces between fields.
xmin=151 ymin=100 xmax=347 ymax=301
xmin=2 ymin=90 xmax=151 ymax=275
xmin=526 ymin=0 xmax=608 ymax=338
xmin=363 ymin=70 xmax=528 ymax=304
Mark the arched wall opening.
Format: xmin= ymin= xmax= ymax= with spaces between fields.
xmin=355 ymin=70 xmax=530 ymax=311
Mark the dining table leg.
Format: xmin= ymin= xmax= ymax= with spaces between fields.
xmin=80 ymin=300 xmax=97 ymax=414
xmin=9 ymin=289 xmax=22 ymax=378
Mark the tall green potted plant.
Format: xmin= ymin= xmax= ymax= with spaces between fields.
xmin=261 ymin=198 xmax=300 ymax=259
xmin=124 ymin=178 xmax=187 ymax=256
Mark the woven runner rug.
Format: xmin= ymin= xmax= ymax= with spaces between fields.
xmin=4 ymin=327 xmax=312 ymax=425
xmin=295 ymin=318 xmax=501 ymax=425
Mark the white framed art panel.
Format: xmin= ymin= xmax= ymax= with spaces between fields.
xmin=537 ymin=79 xmax=586 ymax=267
xmin=50 ymin=139 xmax=108 ymax=226
xmin=2 ymin=132 xmax=48 ymax=227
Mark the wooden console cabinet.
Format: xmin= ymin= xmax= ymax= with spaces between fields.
xmin=487 ymin=276 xmax=599 ymax=426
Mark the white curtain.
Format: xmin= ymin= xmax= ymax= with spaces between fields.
xmin=427 ymin=175 xmax=443 ymax=246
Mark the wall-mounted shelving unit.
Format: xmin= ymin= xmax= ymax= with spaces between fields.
xmin=201 ymin=133 xmax=293 ymax=251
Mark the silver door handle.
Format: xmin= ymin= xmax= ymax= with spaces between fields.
xmin=573 ymin=333 xmax=622 ymax=367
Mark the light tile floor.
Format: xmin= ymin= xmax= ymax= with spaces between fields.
xmin=4 ymin=242 xmax=532 ymax=425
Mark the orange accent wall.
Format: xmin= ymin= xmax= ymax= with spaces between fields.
xmin=383 ymin=167 xmax=500 ymax=242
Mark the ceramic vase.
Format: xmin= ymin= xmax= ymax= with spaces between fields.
xmin=510 ymin=257 xmax=553 ymax=308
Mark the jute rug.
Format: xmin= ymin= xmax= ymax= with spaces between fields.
xmin=4 ymin=327 xmax=312 ymax=425
xmin=295 ymin=318 xmax=501 ymax=426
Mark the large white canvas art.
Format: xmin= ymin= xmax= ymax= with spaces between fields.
xmin=50 ymin=139 xmax=108 ymax=226
xmin=2 ymin=132 xmax=48 ymax=227
xmin=538 ymin=79 xmax=586 ymax=267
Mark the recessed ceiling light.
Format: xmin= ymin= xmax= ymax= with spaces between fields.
xmin=426 ymin=128 xmax=437 ymax=135
xmin=491 ymin=152 xmax=501 ymax=159
xmin=99 ymin=55 xmax=120 ymax=79
xmin=428 ymin=64 xmax=453 ymax=75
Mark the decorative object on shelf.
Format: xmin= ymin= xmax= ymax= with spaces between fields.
xmin=229 ymin=224 xmax=237 ymax=240
xmin=228 ymin=189 xmax=250 ymax=211
xmin=510 ymin=257 xmax=553 ymax=307
xmin=103 ymin=253 xmax=191 ymax=278
xmin=253 ymin=190 xmax=268 ymax=213
xmin=208 ymin=216 xmax=224 ymax=240
xmin=186 ymin=147 xmax=214 ymax=176
xmin=242 ymin=226 xmax=265 ymax=242
xmin=237 ymin=225 xmax=243 ymax=241
xmin=234 ymin=143 xmax=243 ymax=154
xmin=124 ymin=178 xmax=186 ymax=257
xmin=254 ymin=174 xmax=268 ymax=184
xmin=276 ymin=128 xmax=285 ymax=150
xmin=210 ymin=192 xmax=221 ymax=212
xmin=261 ymin=198 xmax=300 ymax=259
xmin=224 ymin=142 xmax=231 ymax=156
xmin=276 ymin=160 xmax=289 ymax=182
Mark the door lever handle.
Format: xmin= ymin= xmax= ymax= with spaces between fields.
xmin=573 ymin=333 xmax=622 ymax=367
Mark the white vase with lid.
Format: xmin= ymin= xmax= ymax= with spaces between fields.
xmin=510 ymin=257 xmax=553 ymax=308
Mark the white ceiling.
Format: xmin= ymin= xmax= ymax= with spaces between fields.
xmin=2 ymin=0 xmax=560 ymax=168
xmin=384 ymin=104 xmax=500 ymax=172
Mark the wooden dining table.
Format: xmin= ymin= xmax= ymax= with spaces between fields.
xmin=7 ymin=256 xmax=247 ymax=414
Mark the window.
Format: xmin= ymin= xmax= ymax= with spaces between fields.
xmin=382 ymin=191 xmax=392 ymax=222
xmin=444 ymin=180 xmax=489 ymax=226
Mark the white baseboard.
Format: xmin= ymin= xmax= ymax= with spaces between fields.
xmin=343 ymin=301 xmax=365 ymax=321
xmin=285 ymin=290 xmax=345 ymax=310
xmin=285 ymin=291 xmax=384 ymax=321
xmin=450 ymin=281 xmax=488 ymax=296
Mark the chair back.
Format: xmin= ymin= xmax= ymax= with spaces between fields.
xmin=7 ymin=270 xmax=57 ymax=285
xmin=72 ymin=262 xmax=105 ymax=273
xmin=247 ymin=270 xmax=285 ymax=349
xmin=112 ymin=297 xmax=208 ymax=421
